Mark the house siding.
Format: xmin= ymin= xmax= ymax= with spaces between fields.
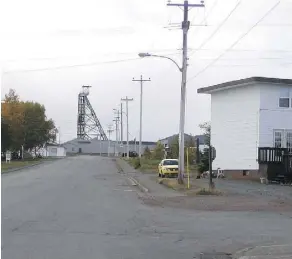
xmin=211 ymin=84 xmax=260 ymax=170
xmin=259 ymin=83 xmax=292 ymax=147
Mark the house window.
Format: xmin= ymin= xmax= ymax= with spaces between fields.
xmin=287 ymin=131 xmax=292 ymax=152
xmin=274 ymin=130 xmax=292 ymax=152
xmin=279 ymin=88 xmax=290 ymax=108
xmin=274 ymin=130 xmax=284 ymax=148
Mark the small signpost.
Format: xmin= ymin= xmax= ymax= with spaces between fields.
xmin=209 ymin=145 xmax=216 ymax=189
xmin=6 ymin=151 xmax=11 ymax=163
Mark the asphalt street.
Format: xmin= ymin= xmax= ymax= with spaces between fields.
xmin=2 ymin=156 xmax=292 ymax=259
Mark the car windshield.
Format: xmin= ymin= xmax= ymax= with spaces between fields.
xmin=163 ymin=160 xmax=178 ymax=166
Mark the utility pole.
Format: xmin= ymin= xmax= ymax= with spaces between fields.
xmin=107 ymin=125 xmax=114 ymax=157
xmin=113 ymin=115 xmax=119 ymax=156
xmin=132 ymin=75 xmax=151 ymax=158
xmin=58 ymin=127 xmax=61 ymax=145
xmin=167 ymin=0 xmax=205 ymax=184
xmin=120 ymin=102 xmax=123 ymax=153
xmin=121 ymin=96 xmax=134 ymax=159
xmin=120 ymin=103 xmax=123 ymax=143
xmin=209 ymin=141 xmax=213 ymax=189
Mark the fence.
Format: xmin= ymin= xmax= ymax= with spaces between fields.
xmin=258 ymin=147 xmax=292 ymax=182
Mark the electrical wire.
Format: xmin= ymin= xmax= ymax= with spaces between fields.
xmin=189 ymin=1 xmax=241 ymax=57
xmin=3 ymin=57 xmax=141 ymax=74
xmin=186 ymin=48 xmax=292 ymax=53
xmin=3 ymin=48 xmax=181 ymax=66
xmin=189 ymin=0 xmax=219 ymax=37
xmin=187 ymin=0 xmax=281 ymax=83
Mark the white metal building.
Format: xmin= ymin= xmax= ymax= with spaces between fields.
xmin=43 ymin=144 xmax=66 ymax=157
xmin=198 ymin=77 xmax=292 ymax=177
xmin=62 ymin=138 xmax=156 ymax=156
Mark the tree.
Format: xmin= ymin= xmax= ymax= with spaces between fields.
xmin=1 ymin=90 xmax=25 ymax=150
xmin=1 ymin=117 xmax=11 ymax=152
xmin=185 ymin=135 xmax=196 ymax=165
xmin=197 ymin=122 xmax=211 ymax=173
xmin=152 ymin=141 xmax=164 ymax=160
xmin=143 ymin=146 xmax=151 ymax=159
xmin=169 ymin=135 xmax=179 ymax=159
xmin=4 ymin=89 xmax=20 ymax=103
xmin=22 ymin=101 xmax=56 ymax=150
xmin=199 ymin=122 xmax=210 ymax=145
xmin=1 ymin=89 xmax=57 ymax=152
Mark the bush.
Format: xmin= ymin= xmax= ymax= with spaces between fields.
xmin=143 ymin=146 xmax=151 ymax=159
xmin=152 ymin=141 xmax=164 ymax=160
xmin=132 ymin=158 xmax=141 ymax=169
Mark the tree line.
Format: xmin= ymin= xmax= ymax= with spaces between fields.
xmin=1 ymin=89 xmax=57 ymax=155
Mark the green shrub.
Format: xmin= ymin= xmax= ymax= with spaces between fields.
xmin=133 ymin=158 xmax=141 ymax=169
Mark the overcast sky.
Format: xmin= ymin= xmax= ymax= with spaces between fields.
xmin=1 ymin=0 xmax=292 ymax=142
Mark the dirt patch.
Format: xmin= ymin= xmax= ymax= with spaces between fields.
xmin=139 ymin=193 xmax=292 ymax=212
xmin=158 ymin=178 xmax=224 ymax=196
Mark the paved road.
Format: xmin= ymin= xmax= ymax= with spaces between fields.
xmin=2 ymin=156 xmax=292 ymax=259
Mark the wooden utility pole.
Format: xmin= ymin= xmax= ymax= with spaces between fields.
xmin=121 ymin=96 xmax=134 ymax=159
xmin=132 ymin=75 xmax=151 ymax=158
xmin=167 ymin=0 xmax=205 ymax=183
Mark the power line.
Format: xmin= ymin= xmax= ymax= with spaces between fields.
xmin=189 ymin=0 xmax=219 ymax=37
xmin=189 ymin=1 xmax=241 ymax=57
xmin=201 ymin=57 xmax=292 ymax=61
xmin=186 ymin=48 xmax=292 ymax=53
xmin=3 ymin=57 xmax=140 ymax=74
xmin=212 ymin=63 xmax=292 ymax=67
xmin=187 ymin=0 xmax=281 ymax=82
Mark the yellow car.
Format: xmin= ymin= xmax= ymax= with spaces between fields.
xmin=158 ymin=159 xmax=179 ymax=178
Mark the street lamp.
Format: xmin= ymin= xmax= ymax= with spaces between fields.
xmin=138 ymin=52 xmax=185 ymax=184
xmin=138 ymin=53 xmax=182 ymax=72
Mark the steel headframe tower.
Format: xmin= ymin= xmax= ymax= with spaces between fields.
xmin=77 ymin=85 xmax=108 ymax=140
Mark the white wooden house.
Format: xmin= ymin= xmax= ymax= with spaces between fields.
xmin=198 ymin=77 xmax=292 ymax=179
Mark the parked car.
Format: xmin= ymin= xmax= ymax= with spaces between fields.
xmin=158 ymin=159 xmax=179 ymax=178
xmin=121 ymin=151 xmax=138 ymax=158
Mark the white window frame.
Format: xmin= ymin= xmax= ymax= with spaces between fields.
xmin=274 ymin=130 xmax=284 ymax=148
xmin=286 ymin=131 xmax=292 ymax=153
xmin=274 ymin=129 xmax=292 ymax=152
xmin=279 ymin=88 xmax=291 ymax=108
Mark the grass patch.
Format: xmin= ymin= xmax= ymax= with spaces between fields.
xmin=160 ymin=178 xmax=190 ymax=191
xmin=126 ymin=158 xmax=161 ymax=172
xmin=1 ymin=159 xmax=42 ymax=172
xmin=195 ymin=188 xmax=222 ymax=196
xmin=159 ymin=178 xmax=223 ymax=196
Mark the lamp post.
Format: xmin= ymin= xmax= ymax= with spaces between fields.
xmin=138 ymin=52 xmax=185 ymax=183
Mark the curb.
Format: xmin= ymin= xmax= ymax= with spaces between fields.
xmin=2 ymin=158 xmax=64 ymax=174
xmin=114 ymin=158 xmax=149 ymax=193
xmin=114 ymin=158 xmax=123 ymax=173
xmin=2 ymin=162 xmax=44 ymax=174
xmin=233 ymin=244 xmax=292 ymax=259
xmin=233 ymin=246 xmax=254 ymax=259
xmin=127 ymin=176 xmax=149 ymax=193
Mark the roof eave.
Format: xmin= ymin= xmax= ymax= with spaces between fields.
xmin=197 ymin=76 xmax=292 ymax=95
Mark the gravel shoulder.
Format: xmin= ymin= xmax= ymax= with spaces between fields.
xmin=118 ymin=159 xmax=292 ymax=213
